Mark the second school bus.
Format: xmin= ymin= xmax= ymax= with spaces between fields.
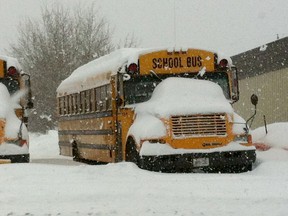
xmin=56 ymin=48 xmax=256 ymax=172
xmin=0 ymin=55 xmax=33 ymax=163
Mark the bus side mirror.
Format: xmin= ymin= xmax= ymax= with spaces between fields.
xmin=250 ymin=94 xmax=258 ymax=106
xmin=245 ymin=94 xmax=258 ymax=132
xmin=21 ymin=72 xmax=33 ymax=109
xmin=26 ymin=101 xmax=34 ymax=109
xmin=116 ymin=97 xmax=123 ymax=107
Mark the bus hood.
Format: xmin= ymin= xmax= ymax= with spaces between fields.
xmin=128 ymin=114 xmax=167 ymax=144
xmin=134 ymin=77 xmax=233 ymax=118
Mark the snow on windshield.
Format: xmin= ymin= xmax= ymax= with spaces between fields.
xmin=134 ymin=77 xmax=233 ymax=118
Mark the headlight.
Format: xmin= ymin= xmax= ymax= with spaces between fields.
xmin=234 ymin=134 xmax=248 ymax=142
xmin=6 ymin=138 xmax=28 ymax=147
xmin=146 ymin=139 xmax=166 ymax=144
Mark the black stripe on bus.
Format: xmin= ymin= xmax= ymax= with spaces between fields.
xmin=59 ymin=141 xmax=114 ymax=150
xmin=58 ymin=110 xmax=112 ymax=121
xmin=58 ymin=129 xmax=113 ymax=136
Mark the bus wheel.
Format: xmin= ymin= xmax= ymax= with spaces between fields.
xmin=225 ymin=163 xmax=253 ymax=173
xmin=125 ymin=137 xmax=140 ymax=166
xmin=72 ymin=141 xmax=80 ymax=161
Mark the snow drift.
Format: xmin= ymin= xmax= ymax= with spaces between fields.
xmin=252 ymin=122 xmax=288 ymax=150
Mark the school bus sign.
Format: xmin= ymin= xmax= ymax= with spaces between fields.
xmin=139 ymin=49 xmax=215 ymax=74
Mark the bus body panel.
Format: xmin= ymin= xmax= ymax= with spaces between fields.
xmin=58 ymin=113 xmax=116 ymax=162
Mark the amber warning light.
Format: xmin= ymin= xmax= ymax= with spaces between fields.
xmin=127 ymin=63 xmax=138 ymax=74
xmin=7 ymin=66 xmax=19 ymax=77
xmin=219 ymin=59 xmax=228 ymax=68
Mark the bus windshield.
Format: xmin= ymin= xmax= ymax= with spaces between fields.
xmin=0 ymin=78 xmax=20 ymax=94
xmin=123 ymin=72 xmax=230 ymax=105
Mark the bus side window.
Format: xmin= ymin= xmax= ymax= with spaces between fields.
xmin=80 ymin=91 xmax=85 ymax=114
xmin=72 ymin=94 xmax=76 ymax=115
xmin=96 ymin=87 xmax=101 ymax=111
xmin=85 ymin=90 xmax=90 ymax=113
xmin=83 ymin=91 xmax=87 ymax=113
xmin=107 ymin=84 xmax=112 ymax=110
xmin=100 ymin=85 xmax=107 ymax=111
xmin=67 ymin=95 xmax=70 ymax=115
xmin=70 ymin=95 xmax=73 ymax=114
xmin=62 ymin=96 xmax=65 ymax=115
xmin=63 ymin=96 xmax=67 ymax=115
xmin=93 ymin=88 xmax=97 ymax=112
xmin=78 ymin=92 xmax=82 ymax=113
xmin=66 ymin=95 xmax=71 ymax=115
xmin=58 ymin=97 xmax=63 ymax=116
xmin=90 ymin=89 xmax=95 ymax=113
xmin=76 ymin=93 xmax=80 ymax=114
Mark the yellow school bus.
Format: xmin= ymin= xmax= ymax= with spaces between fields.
xmin=0 ymin=56 xmax=33 ymax=163
xmin=57 ymin=48 xmax=256 ymax=172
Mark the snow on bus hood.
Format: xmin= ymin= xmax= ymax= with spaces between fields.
xmin=134 ymin=77 xmax=233 ymax=118
xmin=128 ymin=78 xmax=234 ymax=144
xmin=128 ymin=114 xmax=167 ymax=144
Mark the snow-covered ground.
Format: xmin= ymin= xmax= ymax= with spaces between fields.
xmin=1 ymin=128 xmax=288 ymax=216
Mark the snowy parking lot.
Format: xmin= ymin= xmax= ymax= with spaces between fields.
xmin=1 ymin=129 xmax=288 ymax=216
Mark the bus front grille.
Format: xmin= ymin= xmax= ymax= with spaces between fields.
xmin=171 ymin=114 xmax=227 ymax=138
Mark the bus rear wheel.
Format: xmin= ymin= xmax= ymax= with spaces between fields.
xmin=125 ymin=138 xmax=140 ymax=166
xmin=72 ymin=141 xmax=80 ymax=161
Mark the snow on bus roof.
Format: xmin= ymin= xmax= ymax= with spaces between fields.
xmin=56 ymin=48 xmax=232 ymax=96
xmin=57 ymin=48 xmax=155 ymax=95
xmin=0 ymin=55 xmax=22 ymax=72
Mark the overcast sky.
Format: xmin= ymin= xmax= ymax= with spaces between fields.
xmin=0 ymin=0 xmax=287 ymax=56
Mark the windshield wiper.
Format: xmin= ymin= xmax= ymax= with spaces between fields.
xmin=149 ymin=70 xmax=162 ymax=81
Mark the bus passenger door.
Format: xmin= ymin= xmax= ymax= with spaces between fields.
xmin=112 ymin=75 xmax=124 ymax=162
xmin=113 ymin=74 xmax=135 ymax=162
xmin=117 ymin=108 xmax=135 ymax=162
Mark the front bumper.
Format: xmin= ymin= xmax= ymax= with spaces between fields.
xmin=139 ymin=150 xmax=256 ymax=173
xmin=0 ymin=153 xmax=30 ymax=163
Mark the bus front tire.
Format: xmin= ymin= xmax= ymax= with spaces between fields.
xmin=125 ymin=138 xmax=140 ymax=166
xmin=72 ymin=141 xmax=80 ymax=161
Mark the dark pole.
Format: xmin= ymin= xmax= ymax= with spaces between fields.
xmin=263 ymin=115 xmax=268 ymax=134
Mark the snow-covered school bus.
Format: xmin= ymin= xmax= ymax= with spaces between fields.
xmin=0 ymin=56 xmax=33 ymax=163
xmin=57 ymin=48 xmax=256 ymax=172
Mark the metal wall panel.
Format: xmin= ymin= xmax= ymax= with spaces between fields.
xmin=234 ymin=68 xmax=288 ymax=129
